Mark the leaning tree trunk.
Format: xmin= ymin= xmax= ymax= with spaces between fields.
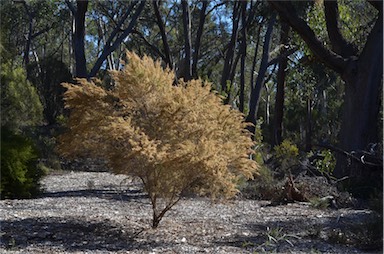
xmin=89 ymin=1 xmax=145 ymax=78
xmin=245 ymin=15 xmax=275 ymax=135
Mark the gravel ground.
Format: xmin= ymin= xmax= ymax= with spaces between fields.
xmin=0 ymin=170 xmax=382 ymax=253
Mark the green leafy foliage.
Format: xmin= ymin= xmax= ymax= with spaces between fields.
xmin=313 ymin=149 xmax=336 ymax=177
xmin=1 ymin=62 xmax=43 ymax=131
xmin=274 ymin=140 xmax=299 ymax=171
xmin=1 ymin=128 xmax=45 ymax=199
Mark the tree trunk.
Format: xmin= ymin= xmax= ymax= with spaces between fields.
xmin=220 ymin=2 xmax=240 ymax=93
xmin=192 ymin=0 xmax=208 ymax=79
xmin=18 ymin=0 xmax=53 ymax=80
xmin=305 ymin=97 xmax=312 ymax=152
xmin=153 ymin=0 xmax=173 ymax=69
xmin=69 ymin=11 xmax=74 ymax=75
xmin=24 ymin=11 xmax=33 ymax=70
xmin=335 ymin=16 xmax=383 ymax=178
xmin=181 ymin=0 xmax=192 ymax=81
xmin=73 ymin=0 xmax=88 ymax=78
xmin=246 ymin=15 xmax=276 ymax=134
xmin=239 ymin=1 xmax=247 ymax=113
xmin=273 ymin=22 xmax=290 ymax=146
xmin=264 ymin=84 xmax=271 ymax=125
xmin=249 ymin=25 xmax=262 ymax=95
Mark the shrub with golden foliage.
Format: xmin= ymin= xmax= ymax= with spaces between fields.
xmin=58 ymin=52 xmax=258 ymax=228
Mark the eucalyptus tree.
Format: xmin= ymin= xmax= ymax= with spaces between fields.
xmin=66 ymin=0 xmax=146 ymax=78
xmin=268 ymin=0 xmax=382 ymax=179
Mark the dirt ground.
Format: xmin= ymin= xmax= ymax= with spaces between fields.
xmin=0 ymin=171 xmax=382 ymax=253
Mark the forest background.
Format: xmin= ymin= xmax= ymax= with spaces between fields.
xmin=0 ymin=0 xmax=382 ymax=202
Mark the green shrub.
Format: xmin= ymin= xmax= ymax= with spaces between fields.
xmin=1 ymin=127 xmax=45 ymax=199
xmin=309 ymin=149 xmax=336 ymax=179
xmin=274 ymin=139 xmax=299 ymax=171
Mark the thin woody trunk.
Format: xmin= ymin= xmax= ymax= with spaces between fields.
xmin=273 ymin=22 xmax=290 ymax=146
xmin=181 ymin=0 xmax=192 ymax=81
xmin=249 ymin=25 xmax=262 ymax=92
xmin=153 ymin=0 xmax=173 ymax=69
xmin=192 ymin=0 xmax=208 ymax=79
xmin=18 ymin=0 xmax=34 ymax=79
xmin=239 ymin=1 xmax=247 ymax=113
xmin=220 ymin=2 xmax=241 ymax=94
xmin=305 ymin=98 xmax=312 ymax=152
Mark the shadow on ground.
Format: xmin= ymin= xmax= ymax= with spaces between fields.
xmin=0 ymin=216 xmax=161 ymax=252
xmin=42 ymin=188 xmax=148 ymax=201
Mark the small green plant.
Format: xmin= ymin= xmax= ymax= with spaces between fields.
xmin=241 ymin=240 xmax=255 ymax=248
xmin=56 ymin=114 xmax=67 ymax=126
xmin=254 ymin=226 xmax=300 ymax=252
xmin=309 ymin=197 xmax=330 ymax=209
xmin=266 ymin=227 xmax=293 ymax=246
xmin=36 ymin=161 xmax=51 ymax=175
xmin=314 ymin=149 xmax=336 ymax=179
xmin=239 ymin=119 xmax=288 ymax=201
xmin=31 ymin=132 xmax=62 ymax=172
xmin=274 ymin=140 xmax=299 ymax=171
